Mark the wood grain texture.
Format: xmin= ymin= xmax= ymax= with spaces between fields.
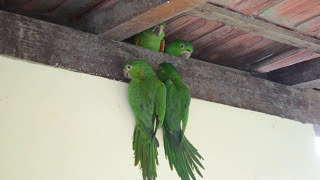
xmin=79 ymin=0 xmax=208 ymax=41
xmin=187 ymin=3 xmax=320 ymax=54
xmin=1 ymin=10 xmax=320 ymax=125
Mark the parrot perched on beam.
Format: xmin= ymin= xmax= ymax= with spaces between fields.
xmin=158 ymin=62 xmax=204 ymax=180
xmin=134 ymin=22 xmax=166 ymax=52
xmin=165 ymin=40 xmax=194 ymax=59
xmin=123 ymin=59 xmax=167 ymax=180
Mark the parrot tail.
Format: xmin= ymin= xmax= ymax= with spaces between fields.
xmin=163 ymin=127 xmax=205 ymax=180
xmin=133 ymin=125 xmax=159 ymax=180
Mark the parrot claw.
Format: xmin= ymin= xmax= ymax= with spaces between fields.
xmin=152 ymin=25 xmax=164 ymax=37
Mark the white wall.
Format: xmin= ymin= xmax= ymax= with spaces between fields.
xmin=0 ymin=56 xmax=319 ymax=180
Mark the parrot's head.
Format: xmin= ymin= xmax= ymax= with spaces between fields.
xmin=123 ymin=59 xmax=154 ymax=79
xmin=158 ymin=62 xmax=181 ymax=82
xmin=150 ymin=22 xmax=166 ymax=37
xmin=165 ymin=40 xmax=194 ymax=59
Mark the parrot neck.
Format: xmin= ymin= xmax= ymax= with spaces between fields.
xmin=135 ymin=71 xmax=157 ymax=81
xmin=170 ymin=76 xmax=183 ymax=84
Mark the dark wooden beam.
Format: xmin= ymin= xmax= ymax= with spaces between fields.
xmin=1 ymin=10 xmax=320 ymax=125
xmin=79 ymin=0 xmax=208 ymax=41
xmin=250 ymin=47 xmax=301 ymax=73
xmin=265 ymin=58 xmax=320 ymax=90
xmin=72 ymin=0 xmax=119 ymax=21
xmin=187 ymin=3 xmax=320 ymax=54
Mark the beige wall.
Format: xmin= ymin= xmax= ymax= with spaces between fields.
xmin=0 ymin=55 xmax=320 ymax=180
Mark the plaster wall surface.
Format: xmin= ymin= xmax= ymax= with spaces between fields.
xmin=0 ymin=56 xmax=319 ymax=180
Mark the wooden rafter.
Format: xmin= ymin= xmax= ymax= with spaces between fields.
xmin=72 ymin=0 xmax=119 ymax=21
xmin=265 ymin=58 xmax=320 ymax=90
xmin=187 ymin=3 xmax=320 ymax=54
xmin=250 ymin=47 xmax=301 ymax=73
xmin=1 ymin=10 xmax=320 ymax=125
xmin=79 ymin=0 xmax=208 ymax=41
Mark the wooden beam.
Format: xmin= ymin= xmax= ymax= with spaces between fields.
xmin=250 ymin=47 xmax=301 ymax=73
xmin=72 ymin=0 xmax=119 ymax=21
xmin=79 ymin=0 xmax=208 ymax=41
xmin=265 ymin=58 xmax=320 ymax=90
xmin=1 ymin=10 xmax=320 ymax=125
xmin=187 ymin=3 xmax=320 ymax=54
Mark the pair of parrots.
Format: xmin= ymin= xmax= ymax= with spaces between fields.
xmin=133 ymin=22 xmax=194 ymax=59
xmin=123 ymin=23 xmax=204 ymax=180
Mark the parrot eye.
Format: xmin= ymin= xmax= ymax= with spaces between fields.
xmin=126 ymin=65 xmax=132 ymax=71
xmin=180 ymin=44 xmax=185 ymax=49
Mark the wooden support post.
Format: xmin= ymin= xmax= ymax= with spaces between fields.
xmin=1 ymin=10 xmax=320 ymax=125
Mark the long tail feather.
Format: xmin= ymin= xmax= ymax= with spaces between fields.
xmin=133 ymin=125 xmax=158 ymax=180
xmin=163 ymin=127 xmax=204 ymax=180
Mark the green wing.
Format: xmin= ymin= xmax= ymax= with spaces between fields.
xmin=155 ymin=81 xmax=166 ymax=130
xmin=133 ymin=30 xmax=164 ymax=52
xmin=163 ymin=80 xmax=204 ymax=180
xmin=129 ymin=79 xmax=161 ymax=180
xmin=128 ymin=79 xmax=154 ymax=137
xmin=164 ymin=80 xmax=191 ymax=141
xmin=180 ymin=86 xmax=191 ymax=135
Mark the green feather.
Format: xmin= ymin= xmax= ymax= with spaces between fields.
xmin=165 ymin=40 xmax=194 ymax=59
xmin=124 ymin=59 xmax=166 ymax=180
xmin=159 ymin=62 xmax=204 ymax=180
xmin=134 ymin=22 xmax=166 ymax=52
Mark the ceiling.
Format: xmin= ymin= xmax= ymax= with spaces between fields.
xmin=165 ymin=13 xmax=320 ymax=71
xmin=0 ymin=0 xmax=319 ymax=82
xmin=211 ymin=0 xmax=320 ymax=39
xmin=0 ymin=0 xmax=119 ymax=26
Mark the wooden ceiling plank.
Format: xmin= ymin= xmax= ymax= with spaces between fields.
xmin=79 ymin=0 xmax=208 ymax=41
xmin=187 ymin=3 xmax=320 ymax=54
xmin=1 ymin=10 xmax=320 ymax=125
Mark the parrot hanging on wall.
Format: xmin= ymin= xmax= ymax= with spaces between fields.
xmin=123 ymin=59 xmax=167 ymax=180
xmin=165 ymin=40 xmax=194 ymax=59
xmin=134 ymin=22 xmax=166 ymax=52
xmin=158 ymin=62 xmax=204 ymax=180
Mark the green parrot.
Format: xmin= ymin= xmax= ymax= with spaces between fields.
xmin=165 ymin=40 xmax=194 ymax=59
xmin=123 ymin=59 xmax=167 ymax=180
xmin=158 ymin=62 xmax=204 ymax=180
xmin=134 ymin=22 xmax=166 ymax=52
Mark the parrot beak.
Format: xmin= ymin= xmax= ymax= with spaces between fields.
xmin=123 ymin=69 xmax=131 ymax=79
xmin=152 ymin=25 xmax=164 ymax=36
xmin=179 ymin=51 xmax=191 ymax=59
